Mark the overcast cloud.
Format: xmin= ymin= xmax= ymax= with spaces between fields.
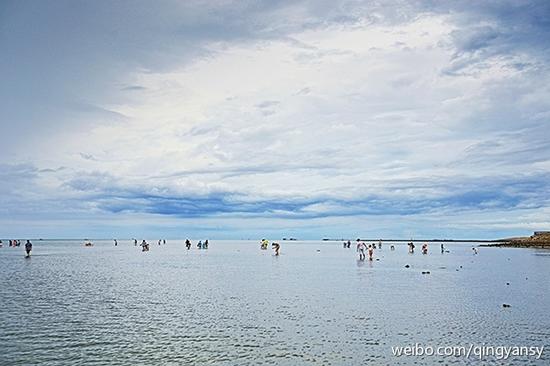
xmin=1 ymin=0 xmax=549 ymax=239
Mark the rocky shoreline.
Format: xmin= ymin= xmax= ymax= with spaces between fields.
xmin=481 ymin=232 xmax=550 ymax=248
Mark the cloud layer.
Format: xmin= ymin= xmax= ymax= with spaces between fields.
xmin=1 ymin=0 xmax=549 ymax=238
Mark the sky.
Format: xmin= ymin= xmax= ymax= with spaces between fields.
xmin=1 ymin=0 xmax=549 ymax=240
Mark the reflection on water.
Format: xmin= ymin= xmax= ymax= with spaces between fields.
xmin=1 ymin=240 xmax=549 ymax=365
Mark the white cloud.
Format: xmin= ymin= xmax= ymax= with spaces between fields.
xmin=1 ymin=1 xmax=549 ymax=238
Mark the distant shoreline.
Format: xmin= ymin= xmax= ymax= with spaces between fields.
xmin=480 ymin=232 xmax=550 ymax=248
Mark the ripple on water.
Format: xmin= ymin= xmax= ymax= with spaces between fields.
xmin=1 ymin=240 xmax=550 ymax=365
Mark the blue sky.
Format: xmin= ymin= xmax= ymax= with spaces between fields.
xmin=1 ymin=0 xmax=549 ymax=239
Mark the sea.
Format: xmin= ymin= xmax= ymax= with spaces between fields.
xmin=1 ymin=239 xmax=549 ymax=365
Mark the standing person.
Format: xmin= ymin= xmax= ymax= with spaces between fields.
xmin=114 ymin=239 xmax=118 ymax=246
xmin=272 ymin=242 xmax=280 ymax=256
xmin=347 ymin=240 xmax=351 ymax=248
xmin=368 ymin=244 xmax=374 ymax=261
xmin=25 ymin=240 xmax=32 ymax=257
xmin=422 ymin=243 xmax=428 ymax=255
xmin=185 ymin=239 xmax=191 ymax=250
xmin=158 ymin=239 xmax=162 ymax=246
xmin=378 ymin=240 xmax=382 ymax=249
xmin=440 ymin=243 xmax=444 ymax=253
xmin=408 ymin=242 xmax=415 ymax=253
xmin=0 ymin=240 xmax=2 ymax=248
xmin=357 ymin=242 xmax=366 ymax=261
xmin=204 ymin=240 xmax=209 ymax=249
xmin=197 ymin=240 xmax=202 ymax=249
xmin=163 ymin=239 xmax=166 ymax=245
xmin=134 ymin=238 xmax=138 ymax=246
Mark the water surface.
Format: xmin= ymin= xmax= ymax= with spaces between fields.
xmin=1 ymin=240 xmax=549 ymax=365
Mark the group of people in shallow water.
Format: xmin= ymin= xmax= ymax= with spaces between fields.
xmin=183 ymin=239 xmax=209 ymax=250
xmin=352 ymin=240 xmax=446 ymax=255
xmin=128 ymin=238 xmax=211 ymax=252
xmin=356 ymin=241 xmax=375 ymax=261
xmin=346 ymin=239 xmax=384 ymax=261
xmin=85 ymin=238 xmax=213 ymax=251
xmin=349 ymin=239 xmax=480 ymax=260
xmin=4 ymin=238 xmax=480 ymax=260
xmin=0 ymin=239 xmax=33 ymax=257
xmin=0 ymin=239 xmax=22 ymax=247
xmin=260 ymin=239 xmax=280 ymax=255
xmin=193 ymin=239 xmax=209 ymax=250
xmin=406 ymin=241 xmax=428 ymax=254
xmin=128 ymin=238 xmax=167 ymax=251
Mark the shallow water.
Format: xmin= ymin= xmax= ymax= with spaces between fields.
xmin=1 ymin=240 xmax=549 ymax=365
